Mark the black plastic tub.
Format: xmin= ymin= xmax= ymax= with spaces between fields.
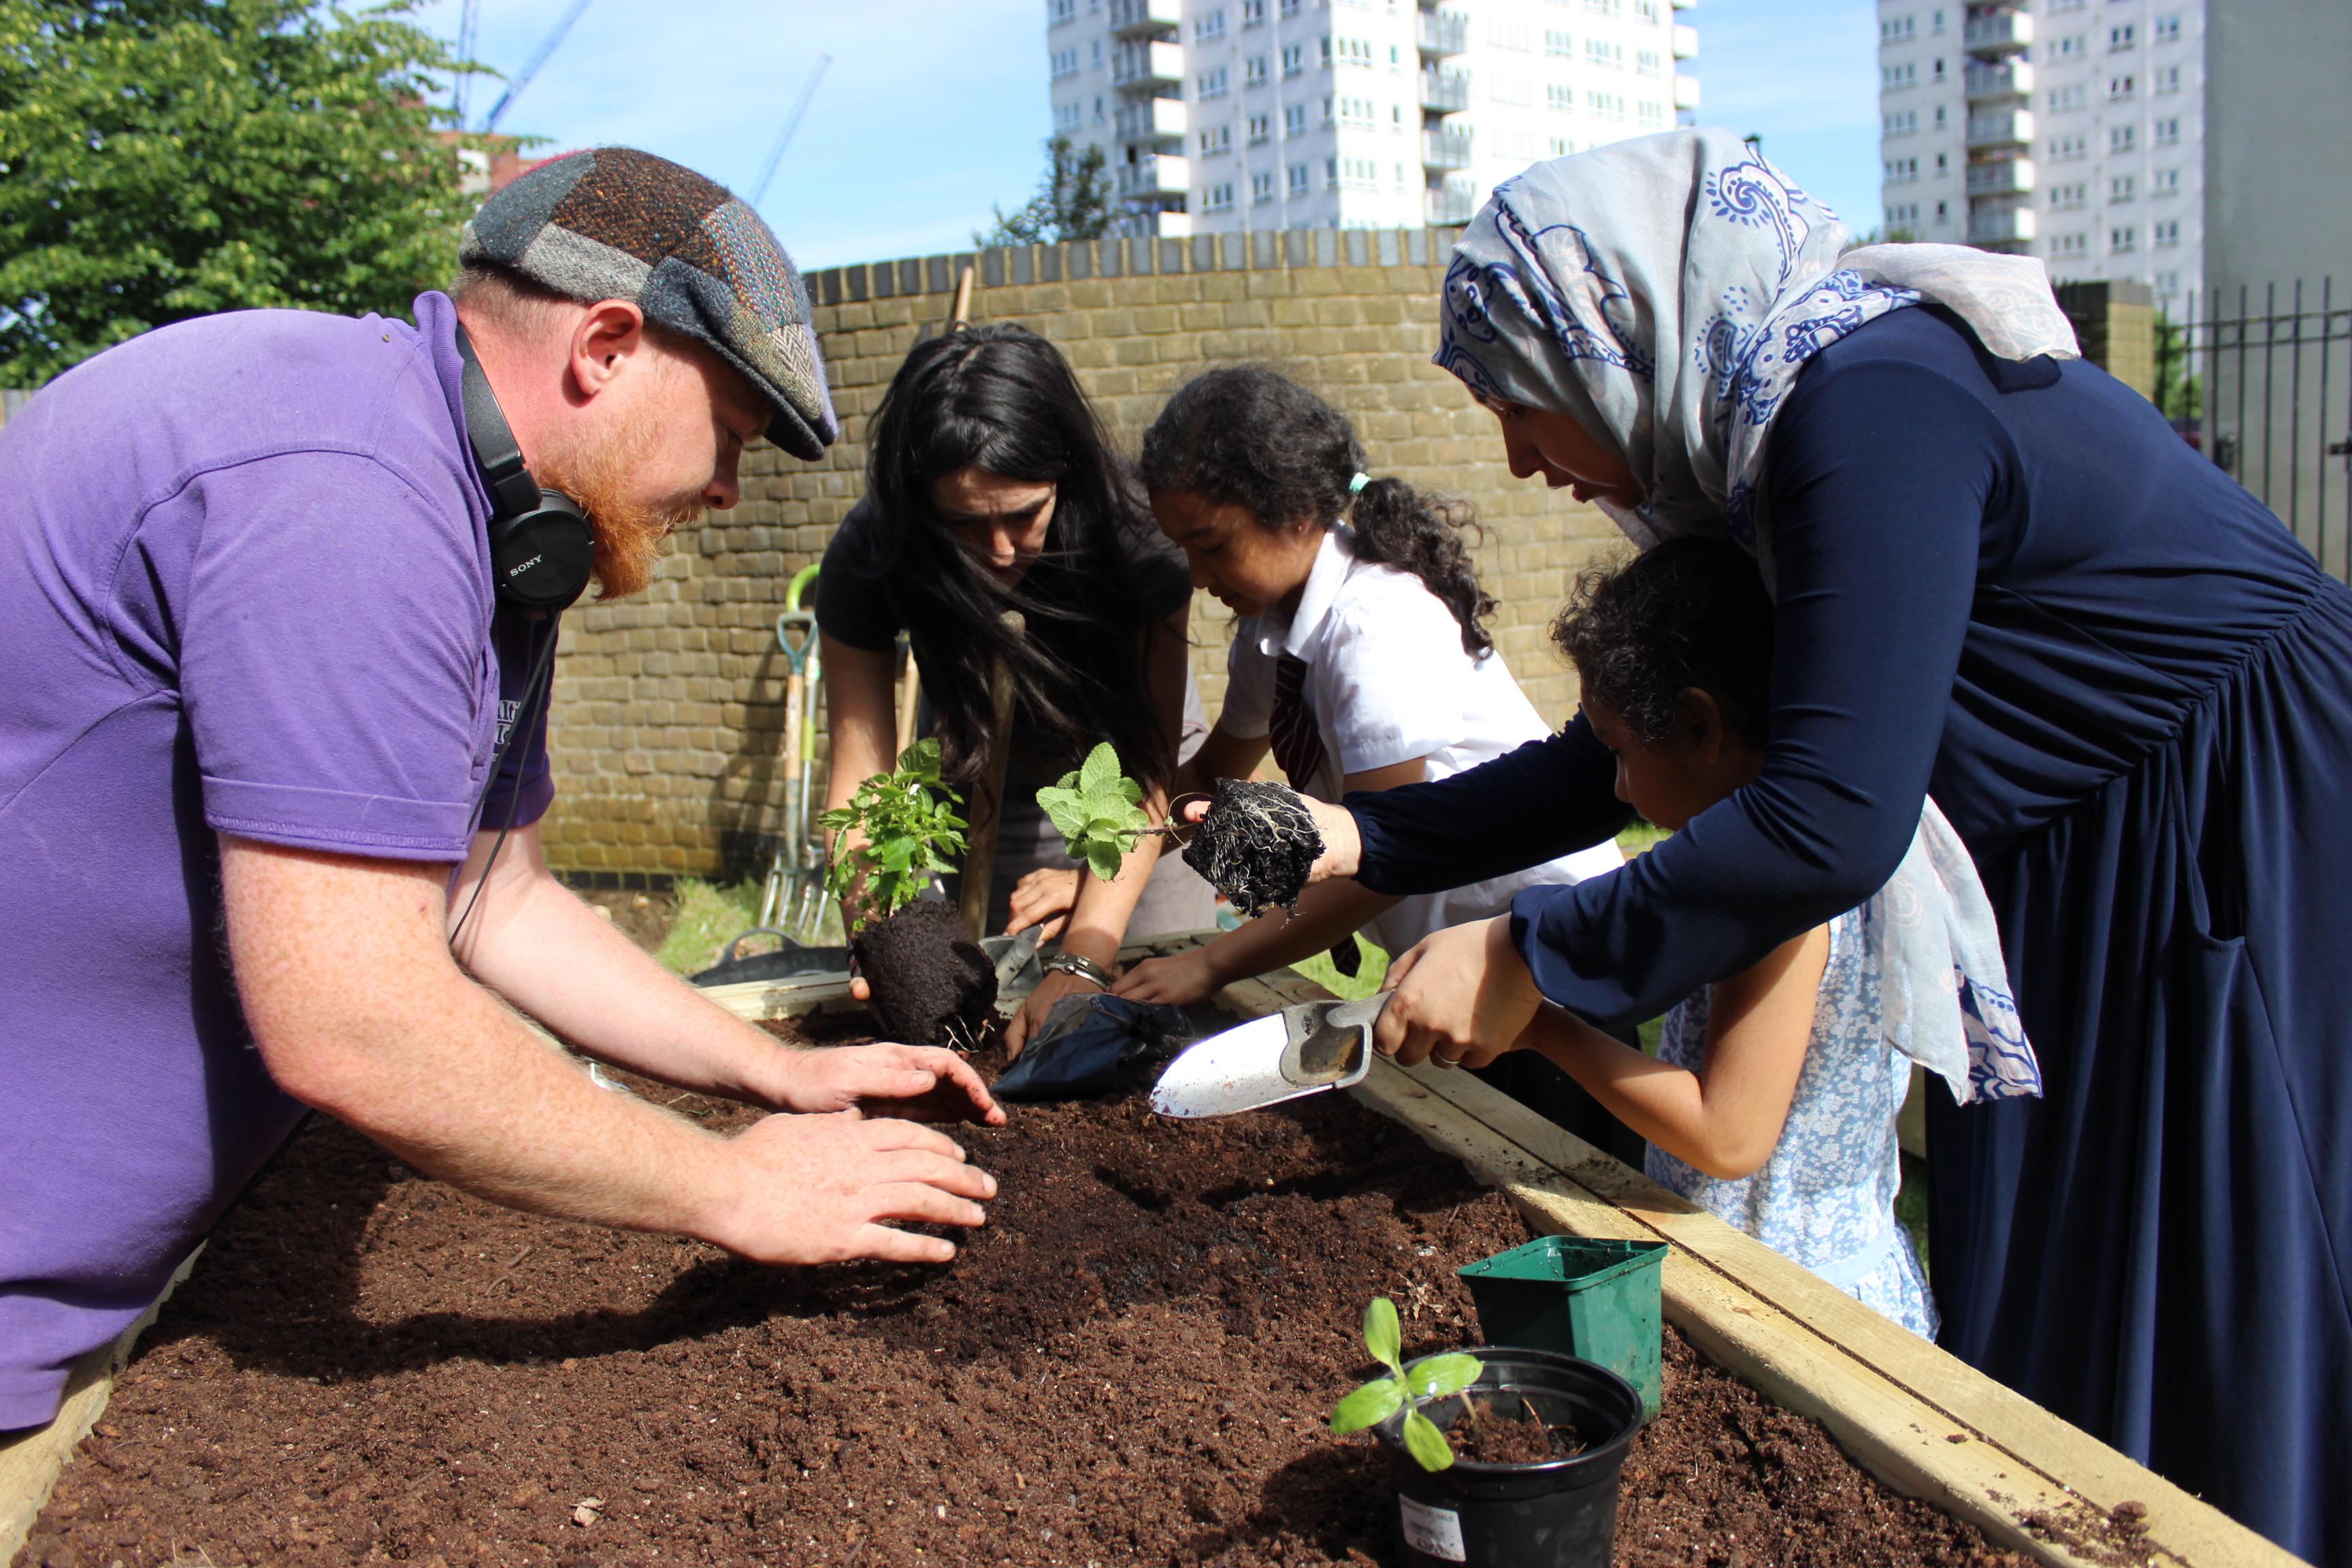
xmin=1375 ymin=1346 xmax=1644 ymax=1568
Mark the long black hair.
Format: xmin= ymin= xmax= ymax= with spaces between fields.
xmin=1136 ymin=365 xmax=1496 ymax=657
xmin=1550 ymin=537 xmax=1775 ymax=747
xmin=864 ymin=323 xmax=1173 ymax=796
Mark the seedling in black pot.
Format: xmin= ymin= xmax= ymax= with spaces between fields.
xmin=1329 ymin=1297 xmax=1484 ymax=1471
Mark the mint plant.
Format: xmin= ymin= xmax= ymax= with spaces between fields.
xmin=819 ymin=739 xmax=968 ymax=930
xmin=1328 ymin=1296 xmax=1484 ymax=1471
xmin=1036 ymin=742 xmax=1152 ymax=883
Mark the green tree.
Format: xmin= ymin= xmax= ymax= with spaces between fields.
xmin=0 ymin=0 xmax=472 ymax=386
xmin=2153 ymin=308 xmax=2203 ymax=423
xmin=977 ymin=134 xmax=1115 ymax=247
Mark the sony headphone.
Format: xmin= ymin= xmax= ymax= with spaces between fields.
xmin=454 ymin=325 xmax=595 ymax=612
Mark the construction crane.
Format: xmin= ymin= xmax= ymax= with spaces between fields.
xmin=479 ymin=0 xmax=593 ymax=135
xmin=451 ymin=0 xmax=483 ymax=128
xmin=748 ymin=54 xmax=833 ymax=211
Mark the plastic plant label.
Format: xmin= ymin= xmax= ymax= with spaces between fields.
xmin=1398 ymin=1496 xmax=1467 ymax=1563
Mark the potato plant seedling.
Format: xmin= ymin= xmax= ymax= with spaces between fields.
xmin=1328 ymin=1296 xmax=1484 ymax=1471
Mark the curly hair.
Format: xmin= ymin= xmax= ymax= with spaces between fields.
xmin=1137 ymin=365 xmax=1496 ymax=657
xmin=1551 ymin=537 xmax=1775 ymax=748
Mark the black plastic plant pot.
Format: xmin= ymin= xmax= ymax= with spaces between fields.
xmin=1375 ymin=1346 xmax=1643 ymax=1568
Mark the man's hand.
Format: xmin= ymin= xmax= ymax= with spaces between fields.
xmin=1004 ymin=866 xmax=1081 ymax=942
xmin=1373 ymin=915 xmax=1544 ymax=1071
xmin=1113 ymin=947 xmax=1225 ymax=1008
xmin=767 ymin=1043 xmax=1005 ymax=1125
xmin=1174 ymin=791 xmax=1362 ymax=885
xmin=700 ymin=1111 xmax=996 ymax=1266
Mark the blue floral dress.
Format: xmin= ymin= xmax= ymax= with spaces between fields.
xmin=1647 ymin=909 xmax=1937 ymax=1338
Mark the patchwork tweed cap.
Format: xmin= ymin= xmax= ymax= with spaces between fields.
xmin=461 ymin=147 xmax=838 ymax=459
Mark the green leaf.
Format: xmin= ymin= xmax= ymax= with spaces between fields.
xmin=1401 ymin=1407 xmax=1457 ymax=1471
xmin=1085 ymin=841 xmax=1124 ymax=883
xmin=1407 ymin=1354 xmax=1485 ymax=1401
xmin=1117 ymin=777 xmax=1145 ymax=806
xmin=1362 ymin=1296 xmax=1402 ymax=1369
xmin=1041 ymin=796 xmax=1090 ymax=840
xmin=1328 ymin=1377 xmax=1405 ymax=1435
xmin=1078 ymin=741 xmax=1121 ymax=798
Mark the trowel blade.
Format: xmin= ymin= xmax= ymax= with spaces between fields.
xmin=1149 ymin=1012 xmax=1320 ymax=1119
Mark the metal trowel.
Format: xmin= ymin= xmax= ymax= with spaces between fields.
xmin=1149 ymin=994 xmax=1390 ymax=1118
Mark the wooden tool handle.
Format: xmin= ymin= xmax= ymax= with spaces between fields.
xmin=957 ymin=610 xmax=1026 ymax=939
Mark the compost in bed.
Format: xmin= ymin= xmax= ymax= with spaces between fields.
xmin=29 ymin=1014 xmax=2026 ymax=1568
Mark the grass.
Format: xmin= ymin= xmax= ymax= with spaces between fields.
xmin=1289 ymin=932 xmax=1390 ymax=1001
xmin=654 ymin=877 xmax=762 ymax=977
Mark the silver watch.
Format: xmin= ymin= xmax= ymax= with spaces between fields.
xmin=1043 ymin=950 xmax=1115 ymax=987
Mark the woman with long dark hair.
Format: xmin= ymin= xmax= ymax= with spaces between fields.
xmin=815 ymin=324 xmax=1213 ymax=1051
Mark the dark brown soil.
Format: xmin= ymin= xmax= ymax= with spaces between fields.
xmin=1453 ymin=1394 xmax=1584 ymax=1465
xmin=1183 ymin=779 xmax=1321 ymax=919
xmin=27 ymin=1017 xmax=2025 ymax=1568
xmin=577 ymin=888 xmax=676 ymax=951
xmin=849 ymin=898 xmax=996 ymax=1047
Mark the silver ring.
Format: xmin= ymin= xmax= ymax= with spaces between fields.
xmin=1433 ymin=1052 xmax=1463 ymax=1070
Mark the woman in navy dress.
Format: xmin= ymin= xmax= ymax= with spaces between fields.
xmin=1301 ymin=131 xmax=2349 ymax=1561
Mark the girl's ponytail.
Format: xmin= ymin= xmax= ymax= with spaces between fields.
xmin=1140 ymin=365 xmax=1497 ymax=657
xmin=1348 ymin=476 xmax=1495 ymax=658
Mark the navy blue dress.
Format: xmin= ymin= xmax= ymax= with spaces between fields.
xmin=1350 ymin=307 xmax=2352 ymax=1564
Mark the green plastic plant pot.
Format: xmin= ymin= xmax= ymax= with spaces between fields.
xmin=1457 ymin=1236 xmax=1669 ymax=1422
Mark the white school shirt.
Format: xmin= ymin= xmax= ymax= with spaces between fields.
xmin=1222 ymin=527 xmax=1624 ymax=954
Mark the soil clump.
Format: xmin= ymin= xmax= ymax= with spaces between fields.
xmin=849 ymin=897 xmax=996 ymax=1046
xmin=30 ymin=1017 xmax=2024 ymax=1568
xmin=1183 ymin=778 xmax=1323 ymax=917
xmin=1454 ymin=1394 xmax=1586 ymax=1465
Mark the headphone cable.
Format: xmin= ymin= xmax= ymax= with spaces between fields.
xmin=449 ymin=619 xmax=563 ymax=953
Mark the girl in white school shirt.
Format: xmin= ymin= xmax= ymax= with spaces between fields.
xmin=1112 ymin=366 xmax=1622 ymax=1007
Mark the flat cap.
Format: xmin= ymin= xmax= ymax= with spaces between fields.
xmin=461 ymin=147 xmax=838 ymax=459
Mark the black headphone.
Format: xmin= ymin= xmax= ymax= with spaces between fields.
xmin=455 ymin=325 xmax=595 ymax=612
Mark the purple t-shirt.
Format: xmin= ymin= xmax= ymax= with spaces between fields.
xmin=0 ymin=292 xmax=556 ymax=1427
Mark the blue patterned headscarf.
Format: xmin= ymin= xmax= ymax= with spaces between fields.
xmin=1435 ymin=129 xmax=2079 ymax=551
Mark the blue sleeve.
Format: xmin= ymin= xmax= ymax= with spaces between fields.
xmin=1347 ymin=719 xmax=1631 ymax=895
xmin=1503 ymin=358 xmax=2004 ymax=1028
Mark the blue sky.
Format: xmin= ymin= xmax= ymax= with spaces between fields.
xmin=409 ymin=0 xmax=1880 ymax=271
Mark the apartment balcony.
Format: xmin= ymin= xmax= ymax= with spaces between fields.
xmin=1427 ymin=182 xmax=1477 ymax=225
xmin=1672 ymin=23 xmax=1699 ymax=58
xmin=1965 ymin=108 xmax=2034 ymax=148
xmin=1966 ymin=204 xmax=2036 ymax=245
xmin=1111 ymin=39 xmax=1183 ymax=89
xmin=1113 ymin=95 xmax=1188 ymax=144
xmin=1964 ymin=59 xmax=2034 ymax=100
xmin=1149 ymin=209 xmax=1193 ymax=239
xmin=1422 ymin=126 xmax=1473 ymax=172
xmin=1671 ymin=0 xmax=1695 ymax=10
xmin=1107 ymin=0 xmax=1180 ymax=40
xmin=1673 ymin=74 xmax=1702 ymax=110
xmin=1416 ymin=8 xmax=1469 ymax=56
xmin=1117 ymin=152 xmax=1190 ymax=199
xmin=1963 ymin=9 xmax=2033 ymax=56
xmin=1420 ymin=67 xmax=1471 ymax=114
xmin=1965 ymin=156 xmax=2036 ymax=195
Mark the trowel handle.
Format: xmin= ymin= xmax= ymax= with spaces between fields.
xmin=1326 ymin=992 xmax=1390 ymax=1032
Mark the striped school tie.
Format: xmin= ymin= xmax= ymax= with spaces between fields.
xmin=1269 ymin=653 xmax=1328 ymax=789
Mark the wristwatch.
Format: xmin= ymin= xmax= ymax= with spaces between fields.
xmin=1043 ymin=950 xmax=1115 ymax=988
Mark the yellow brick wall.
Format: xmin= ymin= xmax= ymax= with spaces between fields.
xmin=539 ymin=230 xmax=1624 ymax=877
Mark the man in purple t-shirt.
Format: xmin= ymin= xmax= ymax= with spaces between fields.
xmin=0 ymin=149 xmax=1000 ymax=1433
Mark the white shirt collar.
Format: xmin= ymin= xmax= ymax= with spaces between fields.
xmin=1250 ymin=525 xmax=1356 ymax=661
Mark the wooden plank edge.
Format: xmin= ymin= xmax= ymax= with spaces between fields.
xmin=1 ymin=1245 xmax=203 ymax=1567
xmin=1350 ymin=1061 xmax=2304 ymax=1568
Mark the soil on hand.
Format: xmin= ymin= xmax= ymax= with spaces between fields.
xmin=1454 ymin=1393 xmax=1586 ymax=1465
xmin=849 ymin=897 xmax=996 ymax=1046
xmin=29 ymin=1019 xmax=2026 ymax=1568
xmin=1183 ymin=778 xmax=1323 ymax=919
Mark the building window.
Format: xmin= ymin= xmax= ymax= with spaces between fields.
xmin=1488 ymin=18 xmax=1535 ymax=51
xmin=1636 ymin=0 xmax=1661 ymax=20
xmin=1198 ymin=66 xmax=1229 ymax=98
xmin=2051 ymin=232 xmax=2088 ymax=259
xmin=2048 ymin=182 xmax=2087 ymax=210
xmin=1584 ymin=0 xmax=1621 ymax=12
xmin=1936 ymin=151 xmax=1948 ymax=174
xmin=1883 ymin=109 xmax=1918 ymax=136
xmin=2109 ymin=174 xmax=2135 ymax=201
xmin=1934 ymin=104 xmax=1948 ymax=130
xmin=1094 ymin=94 xmax=1105 ymax=123
xmin=1284 ymin=102 xmax=1307 ymax=135
xmin=1886 ymin=201 xmax=1921 ymax=227
xmin=1198 ymin=124 xmax=1232 ymax=156
xmin=1635 ymin=48 xmax=1663 ymax=77
xmin=1337 ymin=94 xmax=1377 ymax=127
xmin=2150 ymin=165 xmax=2180 ymax=195
xmin=1054 ymin=101 xmax=1081 ymax=132
xmin=1636 ymin=99 xmax=1665 ymax=126
xmin=2108 ymin=22 xmax=2135 ymax=50
xmin=2110 ymin=124 xmax=2138 ymax=152
xmin=1586 ymin=89 xmax=1627 ymax=119
xmin=1245 ymin=54 xmax=1268 ymax=86
xmin=1882 ymin=62 xmax=1917 ymax=89
xmin=1331 ymin=35 xmax=1375 ymax=69
xmin=1931 ymin=56 xmax=1945 ymax=82
xmin=1252 ymin=170 xmax=1275 ymax=202
xmin=2047 ymin=83 xmax=2088 ymax=112
xmin=2053 ymin=33 xmax=2085 ymax=59
xmin=1048 ymin=0 xmax=1075 ymax=24
xmin=1195 ymin=8 xmax=1226 ymax=42
xmin=2153 ymin=219 xmax=2181 ymax=248
xmin=2153 ymin=116 xmax=2182 ymax=146
xmin=1936 ymin=199 xmax=1948 ymax=219
xmin=1202 ymin=180 xmax=1235 ymax=213
xmin=1243 ymin=0 xmax=1265 ymax=23
xmin=2153 ymin=14 xmax=2181 ymax=44
xmin=1320 ymin=94 xmax=1334 ymax=124
xmin=1931 ymin=7 xmax=1945 ymax=33
xmin=1287 ymin=161 xmax=1309 ymax=194
xmin=2048 ymin=132 xmax=2088 ymax=161
xmin=2107 ymin=74 xmax=2135 ymax=101
xmin=1281 ymin=42 xmax=1304 ymax=76
xmin=2110 ymin=226 xmax=2136 ymax=253
xmin=1550 ymin=135 xmax=1576 ymax=156
xmin=2153 ymin=64 xmax=2181 ymax=93
xmin=1247 ymin=112 xmax=1272 ymax=144
xmin=1884 ymin=156 xmax=1920 ymax=184
xmin=1548 ymin=81 xmax=1574 ymax=111
xmin=1545 ymin=29 xmax=1573 ymax=56
xmin=1880 ymin=14 xmax=1916 ymax=42
xmin=1585 ymin=39 xmax=1623 ymax=70
xmin=1280 ymin=0 xmax=1299 ymax=14
xmin=1049 ymin=47 xmax=1078 ymax=80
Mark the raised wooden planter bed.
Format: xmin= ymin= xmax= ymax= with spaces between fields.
xmin=1 ymin=936 xmax=2306 ymax=1567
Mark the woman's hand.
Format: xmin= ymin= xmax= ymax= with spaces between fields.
xmin=1113 ymin=947 xmax=1226 ymax=1007
xmin=1003 ymin=965 xmax=1109 ymax=1060
xmin=1173 ymin=791 xmax=1363 ymax=884
xmin=1004 ymin=866 xmax=1081 ymax=942
xmin=1373 ymin=915 xmax=1544 ymax=1071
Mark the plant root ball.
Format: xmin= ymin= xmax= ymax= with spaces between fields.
xmin=851 ymin=899 xmax=998 ymax=1047
xmin=1181 ymin=778 xmax=1324 ymax=919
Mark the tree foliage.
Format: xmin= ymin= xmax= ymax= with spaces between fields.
xmin=977 ymin=134 xmax=1115 ymax=248
xmin=0 ymin=0 xmax=474 ymax=385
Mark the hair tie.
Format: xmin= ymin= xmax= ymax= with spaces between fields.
xmin=1348 ymin=472 xmax=1371 ymax=495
